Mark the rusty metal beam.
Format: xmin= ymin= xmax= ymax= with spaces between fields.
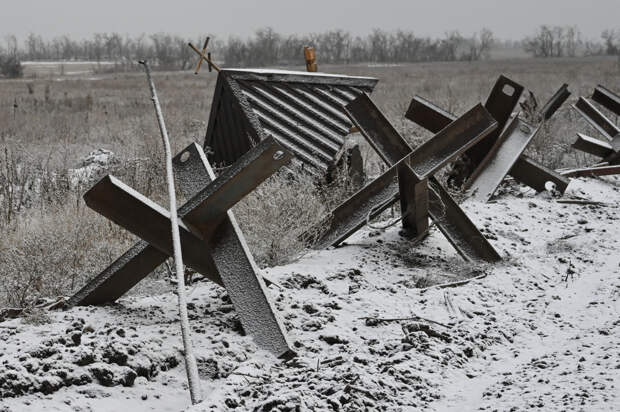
xmin=592 ymin=85 xmax=620 ymax=116
xmin=572 ymin=133 xmax=614 ymax=158
xmin=398 ymin=165 xmax=429 ymax=238
xmin=405 ymin=95 xmax=454 ymax=134
xmin=175 ymin=144 xmax=294 ymax=358
xmin=68 ymin=144 xmax=221 ymax=307
xmin=561 ymin=164 xmax=620 ymax=177
xmin=311 ymin=163 xmax=500 ymax=263
xmin=346 ymin=95 xmax=497 ymax=181
xmin=509 ymin=155 xmax=569 ymax=194
xmin=428 ymin=177 xmax=501 ymax=262
xmin=540 ymin=83 xmax=571 ymax=121
xmin=573 ymin=97 xmax=620 ymax=140
xmin=312 ymin=167 xmax=399 ymax=249
xmin=404 ymin=91 xmax=569 ymax=195
xmin=465 ymin=116 xmax=541 ymax=202
xmin=342 ymin=94 xmax=433 ymax=239
xmin=66 ymin=241 xmax=172 ymax=307
xmin=405 ymin=96 xmax=455 ymax=131
xmin=405 ymin=104 xmax=497 ymax=181
xmin=466 ymin=75 xmax=524 ymax=168
xmin=83 ymin=175 xmax=220 ymax=279
xmin=181 ymin=138 xmax=292 ymax=233
xmin=343 ymin=93 xmax=412 ymax=164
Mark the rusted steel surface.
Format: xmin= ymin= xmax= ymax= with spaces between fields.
xmin=312 ymin=167 xmax=400 ymax=249
xmin=405 ymin=95 xmax=454 ymax=133
xmin=572 ymin=133 xmax=614 ymax=158
xmin=173 ymin=143 xmax=213 ymax=197
xmin=466 ymin=84 xmax=572 ymax=198
xmin=344 ymin=93 xmax=413 ymax=165
xmin=175 ymin=144 xmax=294 ymax=359
xmin=540 ymin=83 xmax=571 ymax=121
xmin=465 ymin=116 xmax=541 ymax=202
xmin=404 ymin=92 xmax=569 ymax=195
xmin=428 ymin=177 xmax=501 ymax=262
xmin=74 ymin=140 xmax=294 ymax=358
xmin=465 ymin=75 xmax=524 ymax=169
xmin=204 ymin=69 xmax=378 ymax=176
xmin=405 ymin=104 xmax=497 ymax=181
xmin=405 ymin=95 xmax=455 ymax=132
xmin=67 ymin=240 xmax=170 ymax=306
xmin=346 ymin=95 xmax=497 ymax=181
xmin=207 ymin=209 xmax=293 ymax=358
xmin=311 ymin=160 xmax=501 ymax=264
xmin=83 ymin=175 xmax=221 ymax=280
xmin=398 ymin=165 xmax=429 ymax=238
xmin=561 ymin=164 xmax=620 ymax=177
xmin=592 ymin=85 xmax=620 ymax=116
xmin=509 ymin=156 xmax=569 ymax=194
xmin=181 ymin=138 xmax=292 ymax=233
xmin=572 ymin=88 xmax=620 ymax=164
xmin=573 ymin=97 xmax=620 ymax=140
xmin=405 ymin=79 xmax=523 ymax=172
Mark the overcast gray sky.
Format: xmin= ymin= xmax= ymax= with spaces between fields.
xmin=2 ymin=0 xmax=618 ymax=42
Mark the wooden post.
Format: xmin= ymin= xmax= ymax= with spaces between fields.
xmin=139 ymin=60 xmax=202 ymax=405
xmin=304 ymin=46 xmax=317 ymax=72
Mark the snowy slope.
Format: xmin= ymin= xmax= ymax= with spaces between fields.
xmin=1 ymin=176 xmax=619 ymax=411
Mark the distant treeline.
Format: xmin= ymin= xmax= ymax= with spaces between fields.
xmin=523 ymin=25 xmax=620 ymax=58
xmin=1 ymin=28 xmax=495 ymax=73
xmin=1 ymin=25 xmax=619 ymax=78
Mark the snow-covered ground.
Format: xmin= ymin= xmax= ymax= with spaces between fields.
xmin=1 ymin=176 xmax=618 ymax=411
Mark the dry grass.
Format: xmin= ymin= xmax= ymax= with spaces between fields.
xmin=1 ymin=204 xmax=133 ymax=308
xmin=1 ymin=56 xmax=619 ymax=307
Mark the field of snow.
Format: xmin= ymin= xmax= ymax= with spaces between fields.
xmin=1 ymin=175 xmax=619 ymax=411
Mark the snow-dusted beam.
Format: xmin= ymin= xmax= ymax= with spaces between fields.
xmin=70 ymin=138 xmax=295 ymax=359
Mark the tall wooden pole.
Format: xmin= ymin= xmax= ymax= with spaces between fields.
xmin=139 ymin=60 xmax=202 ymax=405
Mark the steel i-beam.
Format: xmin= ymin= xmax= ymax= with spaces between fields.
xmin=464 ymin=116 xmax=541 ymax=202
xmin=463 ymin=75 xmax=524 ymax=169
xmin=591 ymin=85 xmax=620 ymax=116
xmin=573 ymin=97 xmax=620 ymax=142
xmin=572 ymin=94 xmax=620 ymax=165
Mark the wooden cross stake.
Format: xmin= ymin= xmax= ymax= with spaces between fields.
xmin=189 ymin=38 xmax=221 ymax=73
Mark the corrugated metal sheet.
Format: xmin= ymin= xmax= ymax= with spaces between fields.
xmin=204 ymin=69 xmax=378 ymax=176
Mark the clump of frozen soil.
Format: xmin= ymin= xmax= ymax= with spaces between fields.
xmin=0 ymin=318 xmax=178 ymax=398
